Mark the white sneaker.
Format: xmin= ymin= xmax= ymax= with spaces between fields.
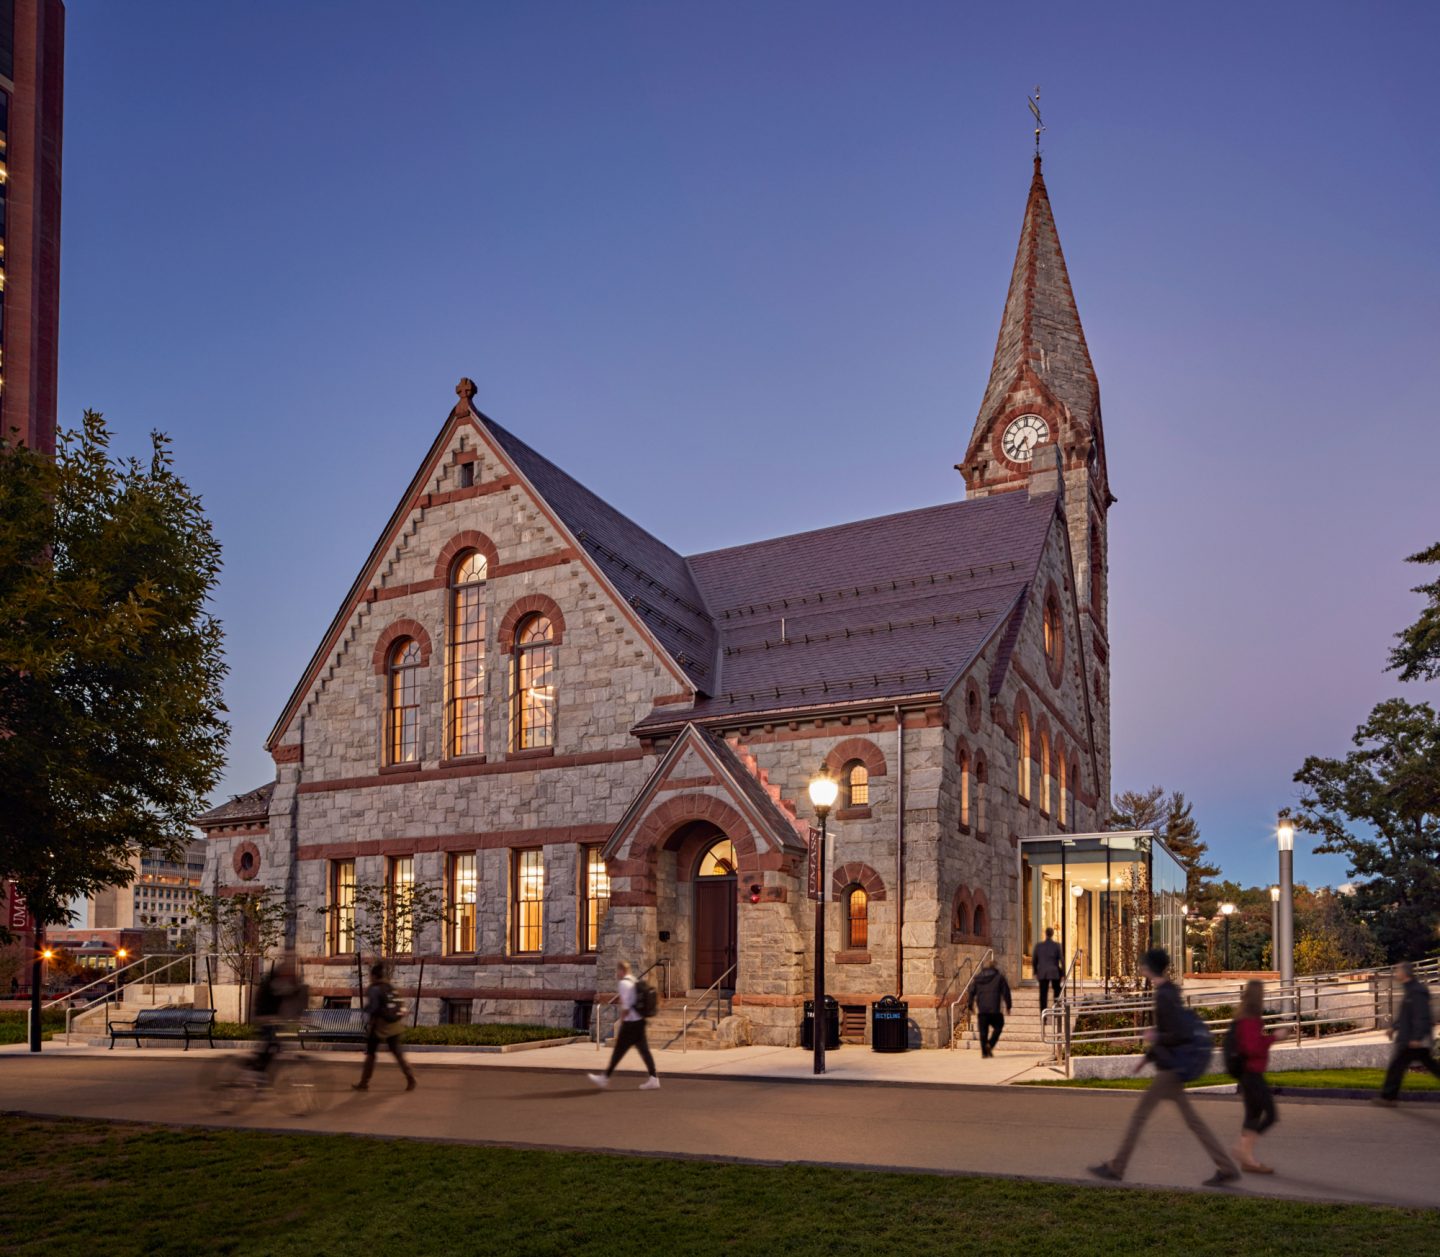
xmin=587 ymin=1072 xmax=609 ymax=1088
xmin=639 ymin=1075 xmax=661 ymax=1090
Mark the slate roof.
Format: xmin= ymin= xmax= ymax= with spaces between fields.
xmin=194 ymin=781 xmax=275 ymax=828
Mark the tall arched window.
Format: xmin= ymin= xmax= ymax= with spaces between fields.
xmin=1044 ymin=595 xmax=1061 ymax=662
xmin=1040 ymin=732 xmax=1052 ymax=815
xmin=846 ymin=886 xmax=869 ymax=949
xmin=447 ymin=552 xmax=487 ymax=757
xmin=1058 ymin=755 xmax=1068 ymax=827
xmin=845 ymin=761 xmax=869 ymax=808
xmin=386 ymin=638 xmax=422 ymax=764
xmin=975 ymin=757 xmax=988 ymax=835
xmin=1016 ymin=712 xmax=1032 ymax=803
xmin=959 ymin=751 xmax=971 ymax=830
xmin=512 ymin=614 xmax=556 ymax=750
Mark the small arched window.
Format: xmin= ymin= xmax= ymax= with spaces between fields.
xmin=386 ymin=638 xmax=422 ymax=764
xmin=846 ymin=886 xmax=869 ymax=949
xmin=1058 ymin=755 xmax=1068 ymax=827
xmin=975 ymin=757 xmax=989 ymax=835
xmin=955 ymin=898 xmax=971 ymax=936
xmin=973 ymin=903 xmax=988 ymax=939
xmin=448 ymin=552 xmax=487 ymax=758
xmin=1043 ymin=595 xmax=1062 ymax=664
xmin=1040 ymin=732 xmax=1052 ymax=815
xmin=512 ymin=614 xmax=556 ymax=750
xmin=1016 ymin=713 xmax=1032 ymax=803
xmin=959 ymin=751 xmax=971 ymax=830
xmin=845 ymin=761 xmax=869 ymax=809
xmin=697 ymin=839 xmax=738 ymax=878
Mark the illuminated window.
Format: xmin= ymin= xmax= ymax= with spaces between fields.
xmin=845 ymin=761 xmax=869 ymax=808
xmin=959 ymin=751 xmax=971 ymax=830
xmin=449 ymin=852 xmax=477 ymax=953
xmin=512 ymin=615 xmax=556 ymax=750
xmin=329 ymin=860 xmax=355 ymax=955
xmin=447 ymin=552 xmax=487 ymax=758
xmin=583 ymin=846 xmax=610 ymax=952
xmin=388 ymin=855 xmax=415 ymax=953
xmin=386 ymin=638 xmax=422 ymax=764
xmin=697 ymin=839 xmax=737 ymax=877
xmin=1040 ymin=732 xmax=1052 ymax=815
xmin=846 ymin=886 xmax=869 ymax=949
xmin=1017 ymin=713 xmax=1032 ymax=802
xmin=1044 ymin=595 xmax=1061 ymax=663
xmin=513 ymin=849 xmax=544 ymax=953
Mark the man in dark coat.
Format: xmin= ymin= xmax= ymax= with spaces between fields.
xmin=1374 ymin=962 xmax=1440 ymax=1105
xmin=1033 ymin=927 xmax=1063 ymax=1013
xmin=969 ymin=959 xmax=1012 ymax=1058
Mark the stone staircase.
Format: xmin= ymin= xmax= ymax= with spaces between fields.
xmin=952 ymin=997 xmax=1068 ymax=1057
xmin=66 ymin=983 xmax=200 ymax=1042
xmin=637 ymin=994 xmax=734 ymax=1051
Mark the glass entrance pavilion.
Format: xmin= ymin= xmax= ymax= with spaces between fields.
xmin=1017 ymin=831 xmax=1186 ymax=987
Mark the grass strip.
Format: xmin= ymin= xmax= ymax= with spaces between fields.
xmin=0 ymin=1116 xmax=1436 ymax=1257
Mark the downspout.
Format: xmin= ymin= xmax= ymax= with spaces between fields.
xmin=895 ymin=705 xmax=905 ymax=996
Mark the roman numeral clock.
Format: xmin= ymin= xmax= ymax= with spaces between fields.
xmin=1001 ymin=413 xmax=1050 ymax=462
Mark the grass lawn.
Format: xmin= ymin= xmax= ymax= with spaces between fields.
xmin=1020 ymin=1068 xmax=1440 ymax=1092
xmin=1 ymin=1118 xmax=1437 ymax=1256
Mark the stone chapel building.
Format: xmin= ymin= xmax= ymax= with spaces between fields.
xmin=197 ymin=157 xmax=1114 ymax=1046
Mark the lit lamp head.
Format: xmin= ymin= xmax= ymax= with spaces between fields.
xmin=41 ymin=949 xmax=54 ymax=961
xmin=116 ymin=948 xmax=128 ymax=960
xmin=1277 ymin=816 xmax=1295 ymax=852
xmin=807 ymin=764 xmax=839 ymax=819
xmin=1071 ymin=884 xmax=1084 ymax=898
xmin=1220 ymin=902 xmax=1236 ymax=917
xmin=1269 ymin=886 xmax=1280 ymax=904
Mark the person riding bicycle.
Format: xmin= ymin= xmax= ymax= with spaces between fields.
xmin=252 ymin=954 xmax=308 ymax=1072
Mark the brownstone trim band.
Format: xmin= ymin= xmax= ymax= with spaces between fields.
xmin=824 ymin=736 xmax=889 ymax=779
xmin=296 ymin=745 xmax=646 ymax=794
xmin=297 ymin=823 xmax=613 ymax=862
xmin=312 ymin=984 xmax=595 ymax=1002
xmin=273 ymin=743 xmax=303 ymax=765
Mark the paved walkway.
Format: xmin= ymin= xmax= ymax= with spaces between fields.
xmin=2 ymin=1050 xmax=1436 ymax=1208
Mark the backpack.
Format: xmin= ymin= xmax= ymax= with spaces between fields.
xmin=1170 ymin=1009 xmax=1215 ymax=1082
xmin=631 ymin=978 xmax=659 ymax=1020
xmin=1222 ymin=1021 xmax=1246 ymax=1080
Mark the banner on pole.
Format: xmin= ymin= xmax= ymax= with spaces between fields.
xmin=807 ymin=827 xmax=823 ymax=902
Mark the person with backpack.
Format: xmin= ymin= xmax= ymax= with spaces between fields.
xmin=1090 ymin=947 xmax=1239 ymax=1187
xmin=1373 ymin=961 xmax=1440 ymax=1106
xmin=353 ymin=963 xmax=416 ymax=1092
xmin=969 ymin=958 xmax=1013 ymax=1058
xmin=1226 ymin=979 xmax=1290 ymax=1173
xmin=589 ymin=960 xmax=660 ymax=1090
xmin=251 ymin=952 xmax=309 ymax=1072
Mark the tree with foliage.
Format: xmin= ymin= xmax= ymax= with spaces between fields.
xmin=193 ymin=888 xmax=302 ymax=1023
xmin=1290 ymin=699 xmax=1440 ymax=963
xmin=0 ymin=415 xmax=228 ymax=936
xmin=1388 ymin=542 xmax=1440 ymax=683
xmin=346 ymin=877 xmax=448 ymax=966
xmin=1109 ymin=786 xmax=1220 ymax=908
xmin=1293 ymin=889 xmax=1384 ymax=975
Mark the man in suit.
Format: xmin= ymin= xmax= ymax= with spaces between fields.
xmin=1033 ymin=927 xmax=1063 ymax=1013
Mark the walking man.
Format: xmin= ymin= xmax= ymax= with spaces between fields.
xmin=589 ymin=960 xmax=660 ymax=1090
xmin=353 ymin=963 xmax=416 ymax=1092
xmin=1033 ymin=927 xmax=1063 ymax=1014
xmin=1373 ymin=961 xmax=1440 ymax=1106
xmin=1090 ymin=947 xmax=1239 ymax=1187
xmin=970 ymin=958 xmax=1012 ymax=1058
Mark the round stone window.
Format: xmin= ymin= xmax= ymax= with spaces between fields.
xmin=233 ymin=841 xmax=262 ymax=881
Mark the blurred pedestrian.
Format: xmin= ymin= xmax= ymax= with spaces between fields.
xmin=252 ymin=952 xmax=308 ymax=1073
xmin=353 ymin=963 xmax=415 ymax=1092
xmin=1228 ymin=979 xmax=1289 ymax=1173
xmin=970 ymin=958 xmax=1012 ymax=1058
xmin=1033 ymin=927 xmax=1063 ymax=1014
xmin=589 ymin=960 xmax=660 ymax=1090
xmin=1373 ymin=961 xmax=1440 ymax=1106
xmin=1090 ymin=947 xmax=1239 ymax=1187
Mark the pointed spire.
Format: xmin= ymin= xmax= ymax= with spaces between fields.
xmin=965 ymin=160 xmax=1099 ymax=464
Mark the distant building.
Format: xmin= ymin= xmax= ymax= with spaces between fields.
xmin=83 ymin=841 xmax=207 ymax=945
xmin=0 ymin=0 xmax=64 ymax=455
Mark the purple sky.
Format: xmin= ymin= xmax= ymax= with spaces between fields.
xmin=57 ymin=2 xmax=1439 ymax=889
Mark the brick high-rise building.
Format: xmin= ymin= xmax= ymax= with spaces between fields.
xmin=0 ymin=0 xmax=64 ymax=456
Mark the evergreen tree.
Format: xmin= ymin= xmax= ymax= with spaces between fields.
xmin=1388 ymin=541 xmax=1440 ymax=683
xmin=1108 ymin=786 xmax=1219 ymax=908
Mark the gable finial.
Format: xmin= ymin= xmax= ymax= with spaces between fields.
xmin=1027 ymin=85 xmax=1044 ymax=163
xmin=456 ymin=377 xmax=477 ymax=406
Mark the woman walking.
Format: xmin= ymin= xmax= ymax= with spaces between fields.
xmin=1231 ymin=980 xmax=1286 ymax=1173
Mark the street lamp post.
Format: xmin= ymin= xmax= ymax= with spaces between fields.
xmin=1269 ymin=887 xmax=1280 ymax=970
xmin=1276 ymin=816 xmax=1296 ymax=988
xmin=1220 ymin=903 xmax=1236 ymax=971
xmin=807 ymin=765 xmax=839 ymax=1076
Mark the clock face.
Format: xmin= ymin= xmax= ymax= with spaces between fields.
xmin=1001 ymin=413 xmax=1050 ymax=462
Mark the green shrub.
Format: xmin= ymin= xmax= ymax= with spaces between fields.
xmin=0 ymin=1009 xmax=65 ymax=1044
xmin=403 ymin=1023 xmax=577 ymax=1046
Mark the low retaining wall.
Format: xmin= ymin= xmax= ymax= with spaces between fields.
xmin=1072 ymin=1037 xmax=1394 ymax=1080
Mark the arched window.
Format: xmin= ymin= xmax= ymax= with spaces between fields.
xmin=1043 ymin=595 xmax=1061 ymax=662
xmin=447 ymin=551 xmax=487 ymax=757
xmin=1058 ymin=755 xmax=1068 ymax=827
xmin=845 ymin=761 xmax=869 ymax=808
xmin=1040 ymin=732 xmax=1052 ymax=815
xmin=512 ymin=614 xmax=556 ymax=750
xmin=386 ymin=638 xmax=422 ymax=764
xmin=959 ymin=751 xmax=971 ymax=830
xmin=955 ymin=897 xmax=971 ymax=935
xmin=975 ymin=757 xmax=988 ymax=835
xmin=1016 ymin=712 xmax=1032 ymax=803
xmin=697 ymin=838 xmax=737 ymax=878
xmin=973 ymin=903 xmax=988 ymax=939
xmin=846 ymin=886 xmax=869 ymax=949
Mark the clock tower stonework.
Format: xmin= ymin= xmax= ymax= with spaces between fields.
xmin=959 ymin=156 xmax=1114 ymax=808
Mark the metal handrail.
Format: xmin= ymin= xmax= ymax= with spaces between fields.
xmin=947 ymin=948 xmax=994 ymax=1049
xmin=26 ymin=952 xmax=204 ymax=1046
xmin=591 ymin=958 xmax=671 ymax=1050
xmin=939 ymin=956 xmax=978 ymax=1048
xmin=682 ymin=962 xmax=737 ymax=1053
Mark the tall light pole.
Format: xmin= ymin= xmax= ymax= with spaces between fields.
xmin=1276 ymin=816 xmax=1296 ymax=988
xmin=807 ymin=764 xmax=839 ymax=1076
xmin=1220 ymin=902 xmax=1236 ymax=971
xmin=1269 ymin=887 xmax=1280 ymax=971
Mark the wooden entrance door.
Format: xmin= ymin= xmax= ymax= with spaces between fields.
xmin=693 ymin=878 xmax=737 ymax=989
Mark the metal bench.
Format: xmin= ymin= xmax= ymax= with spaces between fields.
xmin=108 ymin=1008 xmax=216 ymax=1050
xmin=297 ymin=1007 xmax=368 ymax=1048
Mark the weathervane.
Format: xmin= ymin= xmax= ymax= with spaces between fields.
xmin=1028 ymin=85 xmax=1044 ymax=156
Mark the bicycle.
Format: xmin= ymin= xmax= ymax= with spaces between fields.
xmin=201 ymin=1033 xmax=323 ymax=1117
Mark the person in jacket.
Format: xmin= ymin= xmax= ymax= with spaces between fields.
xmin=1090 ymin=947 xmax=1239 ymax=1187
xmin=251 ymin=953 xmax=308 ymax=1072
xmin=588 ymin=960 xmax=660 ymax=1090
xmin=970 ymin=958 xmax=1012 ymax=1058
xmin=1033 ymin=928 xmax=1064 ymax=1014
xmin=1231 ymin=979 xmax=1290 ymax=1173
xmin=353 ymin=963 xmax=415 ymax=1092
xmin=1374 ymin=961 xmax=1440 ymax=1106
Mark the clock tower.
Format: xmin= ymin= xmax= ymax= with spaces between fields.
xmin=959 ymin=156 xmax=1113 ymax=807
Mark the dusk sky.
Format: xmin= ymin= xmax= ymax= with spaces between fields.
xmin=58 ymin=1 xmax=1438 ymax=891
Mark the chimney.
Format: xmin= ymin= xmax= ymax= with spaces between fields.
xmin=1028 ymin=442 xmax=1064 ymax=500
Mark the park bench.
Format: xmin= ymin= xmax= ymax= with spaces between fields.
xmin=108 ymin=1007 xmax=216 ymax=1050
xmin=297 ymin=1007 xmax=368 ymax=1048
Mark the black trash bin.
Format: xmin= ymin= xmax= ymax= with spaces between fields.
xmin=801 ymin=996 xmax=841 ymax=1050
xmin=871 ymin=995 xmax=909 ymax=1052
